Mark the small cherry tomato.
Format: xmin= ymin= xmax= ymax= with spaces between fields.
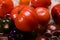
xmin=20 ymin=0 xmax=30 ymax=5
xmin=10 ymin=5 xmax=25 ymax=21
xmin=0 ymin=0 xmax=14 ymax=18
xmin=15 ymin=6 xmax=38 ymax=32
xmin=31 ymin=0 xmax=51 ymax=8
xmin=2 ymin=0 xmax=14 ymax=13
xmin=51 ymin=4 xmax=60 ymax=24
xmin=35 ymin=7 xmax=50 ymax=25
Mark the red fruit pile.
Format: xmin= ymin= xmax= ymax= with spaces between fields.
xmin=0 ymin=0 xmax=60 ymax=40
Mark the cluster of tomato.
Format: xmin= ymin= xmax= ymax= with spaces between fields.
xmin=0 ymin=0 xmax=60 ymax=40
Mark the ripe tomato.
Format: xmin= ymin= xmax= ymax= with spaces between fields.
xmin=15 ymin=6 xmax=38 ymax=32
xmin=0 ymin=6 xmax=6 ymax=18
xmin=35 ymin=7 xmax=50 ymax=25
xmin=20 ymin=0 xmax=30 ymax=5
xmin=2 ymin=0 xmax=14 ymax=13
xmin=51 ymin=4 xmax=60 ymax=24
xmin=10 ymin=5 xmax=25 ymax=21
xmin=31 ymin=0 xmax=51 ymax=8
xmin=0 ymin=0 xmax=13 ymax=18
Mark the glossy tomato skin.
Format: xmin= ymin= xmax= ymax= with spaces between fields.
xmin=0 ymin=6 xmax=6 ymax=18
xmin=35 ymin=7 xmax=50 ymax=25
xmin=31 ymin=0 xmax=51 ymax=8
xmin=2 ymin=0 xmax=14 ymax=13
xmin=20 ymin=0 xmax=30 ymax=5
xmin=0 ymin=0 xmax=13 ymax=18
xmin=15 ymin=6 xmax=38 ymax=32
xmin=0 ymin=0 xmax=6 ymax=18
xmin=51 ymin=4 xmax=60 ymax=24
xmin=10 ymin=5 xmax=26 ymax=21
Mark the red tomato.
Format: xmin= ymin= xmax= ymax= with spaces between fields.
xmin=2 ymin=0 xmax=14 ymax=13
xmin=35 ymin=7 xmax=50 ymax=25
xmin=0 ymin=0 xmax=13 ymax=18
xmin=20 ymin=0 xmax=30 ymax=5
xmin=10 ymin=5 xmax=25 ymax=21
xmin=15 ymin=6 xmax=38 ymax=32
xmin=31 ymin=0 xmax=51 ymax=8
xmin=51 ymin=4 xmax=60 ymax=24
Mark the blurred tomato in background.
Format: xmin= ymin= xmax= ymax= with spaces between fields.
xmin=0 ymin=0 xmax=14 ymax=18
xmin=20 ymin=0 xmax=30 ymax=5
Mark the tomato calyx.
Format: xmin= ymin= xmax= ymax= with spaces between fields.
xmin=18 ymin=7 xmax=24 ymax=14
